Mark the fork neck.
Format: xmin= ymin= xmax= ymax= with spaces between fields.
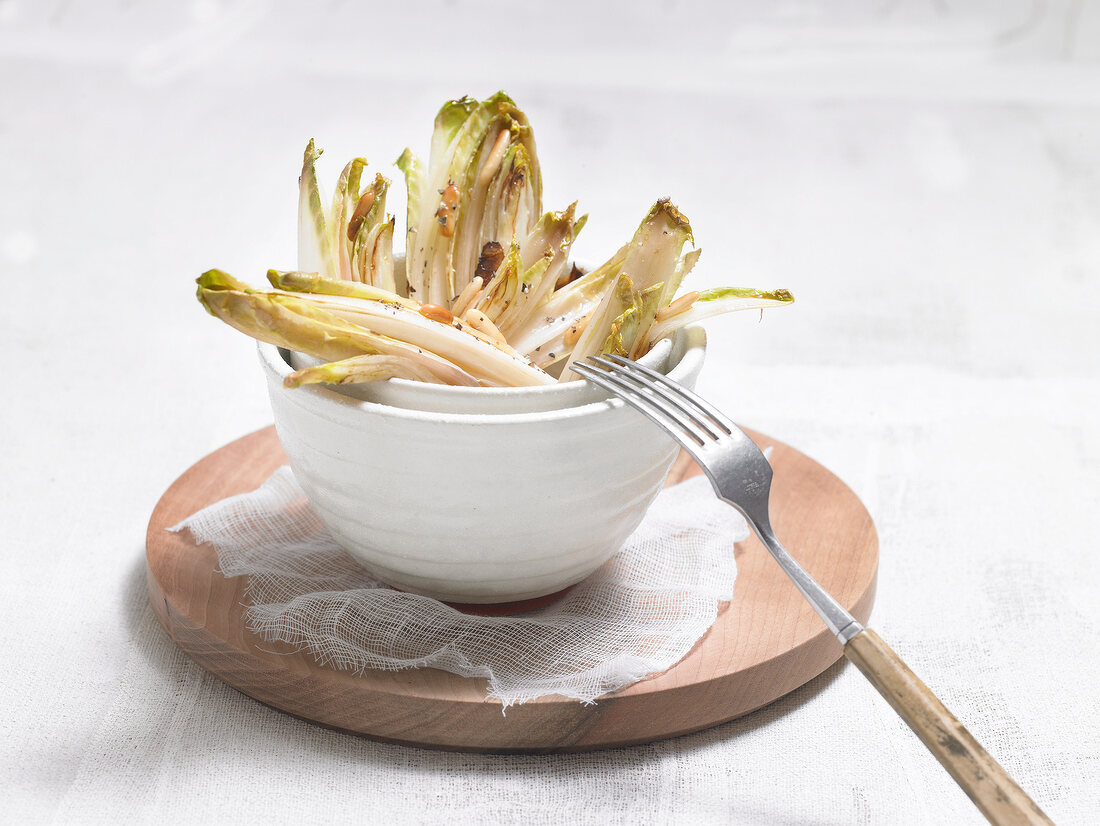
xmin=740 ymin=513 xmax=864 ymax=646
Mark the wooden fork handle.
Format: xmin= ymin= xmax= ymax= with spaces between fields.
xmin=844 ymin=629 xmax=1054 ymax=825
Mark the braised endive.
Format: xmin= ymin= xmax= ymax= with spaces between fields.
xmin=198 ymin=93 xmax=793 ymax=388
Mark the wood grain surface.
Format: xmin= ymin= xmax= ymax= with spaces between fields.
xmin=146 ymin=425 xmax=878 ymax=752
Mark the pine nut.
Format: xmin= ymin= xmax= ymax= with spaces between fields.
xmin=478 ymin=128 xmax=512 ymax=186
xmin=451 ymin=276 xmax=484 ymax=318
xmin=655 ymin=290 xmax=699 ymax=322
xmin=563 ymin=313 xmax=590 ymax=346
xmin=419 ymin=303 xmax=455 ymax=324
xmin=347 ymin=191 xmax=376 ymax=241
xmin=435 ymin=183 xmax=460 ymax=237
xmin=464 ymin=308 xmax=508 ymax=345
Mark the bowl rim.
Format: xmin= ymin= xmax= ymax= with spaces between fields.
xmin=257 ymin=324 xmax=706 ymax=426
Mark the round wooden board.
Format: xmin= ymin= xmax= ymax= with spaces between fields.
xmin=147 ymin=426 xmax=877 ymax=753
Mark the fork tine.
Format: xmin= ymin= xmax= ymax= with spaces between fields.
xmin=570 ymin=363 xmax=709 ymax=455
xmin=591 ymin=354 xmax=732 ymax=441
xmin=598 ymin=353 xmax=736 ymax=436
xmin=591 ymin=355 xmax=725 ymax=441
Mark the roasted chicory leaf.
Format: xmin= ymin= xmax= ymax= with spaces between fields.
xmin=199 ymin=93 xmax=794 ymax=390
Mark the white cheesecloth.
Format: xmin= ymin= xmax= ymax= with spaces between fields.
xmin=172 ymin=466 xmax=747 ymax=708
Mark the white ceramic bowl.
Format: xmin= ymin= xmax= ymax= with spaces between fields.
xmin=258 ymin=325 xmax=706 ymax=604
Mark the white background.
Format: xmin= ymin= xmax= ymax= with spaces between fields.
xmin=2 ymin=1 xmax=1098 ymax=823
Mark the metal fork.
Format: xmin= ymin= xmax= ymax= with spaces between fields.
xmin=572 ymin=355 xmax=1053 ymax=826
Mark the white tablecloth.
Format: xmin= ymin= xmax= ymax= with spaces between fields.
xmin=3 ymin=2 xmax=1098 ymax=823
